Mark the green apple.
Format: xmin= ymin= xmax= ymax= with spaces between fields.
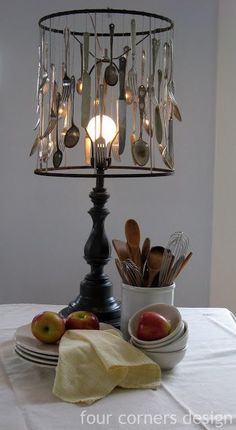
xmin=66 ymin=310 xmax=99 ymax=330
xmin=31 ymin=311 xmax=65 ymax=344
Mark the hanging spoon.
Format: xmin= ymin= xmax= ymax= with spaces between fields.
xmin=132 ymin=86 xmax=150 ymax=166
xmin=104 ymin=23 xmax=118 ymax=86
xmin=64 ymin=76 xmax=80 ymax=148
xmin=53 ymin=93 xmax=63 ymax=168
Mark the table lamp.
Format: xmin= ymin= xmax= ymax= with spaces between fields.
xmin=31 ymin=8 xmax=179 ymax=327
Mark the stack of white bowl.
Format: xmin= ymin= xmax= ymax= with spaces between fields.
xmin=128 ymin=303 xmax=188 ymax=370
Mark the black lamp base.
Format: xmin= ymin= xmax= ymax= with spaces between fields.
xmin=59 ymin=294 xmax=121 ymax=328
xmin=59 ymin=172 xmax=121 ymax=327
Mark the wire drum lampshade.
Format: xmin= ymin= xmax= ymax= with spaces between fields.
xmin=32 ymin=8 xmax=178 ymax=178
xmin=31 ymin=9 xmax=180 ymax=326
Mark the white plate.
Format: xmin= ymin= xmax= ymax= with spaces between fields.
xmin=15 ymin=324 xmax=59 ymax=356
xmin=16 ymin=343 xmax=59 ymax=362
xmin=15 ymin=322 xmax=120 ymax=358
xmin=15 ymin=346 xmax=57 ymax=368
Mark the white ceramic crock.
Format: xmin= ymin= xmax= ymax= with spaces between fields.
xmin=120 ymin=283 xmax=175 ymax=340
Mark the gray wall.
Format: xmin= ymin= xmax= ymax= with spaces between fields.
xmin=0 ymin=0 xmax=218 ymax=307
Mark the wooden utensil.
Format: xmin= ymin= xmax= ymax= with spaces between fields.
xmin=141 ymin=238 xmax=151 ymax=270
xmin=175 ymin=252 xmax=192 ymax=278
xmin=125 ymin=219 xmax=141 ymax=268
xmin=112 ymin=239 xmax=130 ymax=261
xmin=146 ymin=246 xmax=165 ymax=287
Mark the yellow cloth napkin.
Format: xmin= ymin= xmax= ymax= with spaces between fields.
xmin=53 ymin=329 xmax=161 ymax=404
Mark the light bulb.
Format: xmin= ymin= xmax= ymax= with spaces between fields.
xmin=87 ymin=115 xmax=116 ymax=145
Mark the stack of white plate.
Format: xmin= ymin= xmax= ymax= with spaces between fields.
xmin=14 ymin=324 xmax=59 ymax=368
xmin=14 ymin=322 xmax=121 ymax=368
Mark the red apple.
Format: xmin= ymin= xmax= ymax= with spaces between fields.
xmin=65 ymin=311 xmax=99 ymax=330
xmin=137 ymin=311 xmax=171 ymax=341
xmin=31 ymin=311 xmax=66 ymax=344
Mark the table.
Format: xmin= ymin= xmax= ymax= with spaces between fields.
xmin=0 ymin=304 xmax=236 ymax=429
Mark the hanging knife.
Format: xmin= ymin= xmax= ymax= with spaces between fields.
xmin=81 ymin=32 xmax=91 ymax=128
xmin=118 ymin=56 xmax=127 ymax=154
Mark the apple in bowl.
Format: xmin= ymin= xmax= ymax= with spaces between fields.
xmin=31 ymin=311 xmax=66 ymax=344
xmin=137 ymin=311 xmax=171 ymax=341
xmin=65 ymin=311 xmax=99 ymax=330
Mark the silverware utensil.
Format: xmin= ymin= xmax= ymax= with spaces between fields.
xmin=53 ymin=93 xmax=63 ymax=168
xmin=95 ymin=84 xmax=106 ymax=168
xmin=123 ymin=45 xmax=134 ymax=105
xmin=128 ymin=19 xmax=137 ymax=96
xmin=149 ymin=38 xmax=160 ymax=98
xmin=130 ymin=100 xmax=137 ymax=145
xmin=94 ymin=61 xmax=103 ymax=114
xmin=81 ymin=32 xmax=91 ymax=128
xmin=132 ymin=86 xmax=150 ymax=166
xmin=118 ymin=56 xmax=127 ymax=155
xmin=167 ymin=40 xmax=182 ymax=122
xmin=76 ymin=43 xmax=83 ymax=95
xmin=38 ymin=40 xmax=49 ymax=95
xmin=64 ymin=76 xmax=80 ymax=148
xmin=115 ymin=258 xmax=130 ymax=284
xmin=41 ymin=65 xmax=57 ymax=139
xmin=159 ymin=232 xmax=189 ymax=287
xmin=122 ymin=259 xmax=143 ymax=286
xmin=61 ymin=28 xmax=71 ymax=103
xmin=104 ymin=23 xmax=118 ymax=87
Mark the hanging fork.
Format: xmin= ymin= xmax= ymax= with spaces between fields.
xmin=61 ymin=28 xmax=71 ymax=103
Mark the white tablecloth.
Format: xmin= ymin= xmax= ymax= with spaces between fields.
xmin=0 ymin=304 xmax=235 ymax=429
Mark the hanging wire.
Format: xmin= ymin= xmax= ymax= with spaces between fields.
xmin=148 ymin=16 xmax=153 ymax=173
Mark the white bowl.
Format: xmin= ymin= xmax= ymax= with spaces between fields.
xmin=128 ymin=303 xmax=182 ymax=346
xmin=130 ymin=320 xmax=185 ymax=349
xmin=153 ymin=320 xmax=189 ymax=352
xmin=143 ymin=346 xmax=187 ymax=370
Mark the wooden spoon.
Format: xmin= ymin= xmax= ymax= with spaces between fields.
xmin=175 ymin=252 xmax=192 ymax=279
xmin=141 ymin=237 xmax=151 ymax=270
xmin=112 ymin=239 xmax=130 ymax=261
xmin=146 ymin=246 xmax=165 ymax=287
xmin=125 ymin=219 xmax=141 ymax=268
